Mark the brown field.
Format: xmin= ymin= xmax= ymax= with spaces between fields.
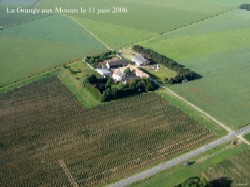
xmin=0 ymin=77 xmax=215 ymax=186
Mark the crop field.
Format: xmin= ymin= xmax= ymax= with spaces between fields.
xmin=0 ymin=0 xmax=42 ymax=27
xmin=203 ymin=150 xmax=250 ymax=187
xmin=38 ymin=0 xmax=246 ymax=49
xmin=140 ymin=9 xmax=250 ymax=129
xmin=0 ymin=78 xmax=215 ymax=186
xmin=0 ymin=6 xmax=43 ymax=27
xmin=0 ymin=0 xmax=37 ymax=7
xmin=0 ymin=15 xmax=107 ymax=86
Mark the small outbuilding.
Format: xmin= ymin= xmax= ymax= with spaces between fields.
xmin=112 ymin=69 xmax=124 ymax=81
xmin=182 ymin=79 xmax=188 ymax=84
xmin=96 ymin=69 xmax=111 ymax=78
xmin=183 ymin=161 xmax=190 ymax=166
xmin=106 ymin=59 xmax=129 ymax=69
xmin=132 ymin=54 xmax=150 ymax=66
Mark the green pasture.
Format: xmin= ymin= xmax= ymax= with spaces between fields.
xmin=0 ymin=15 xmax=107 ymax=86
xmin=141 ymin=66 xmax=176 ymax=85
xmin=203 ymin=149 xmax=250 ymax=187
xmin=67 ymin=17 xmax=156 ymax=49
xmin=0 ymin=0 xmax=37 ymax=7
xmin=58 ymin=60 xmax=101 ymax=108
xmin=0 ymin=6 xmax=43 ymax=27
xmin=131 ymin=142 xmax=249 ymax=187
xmin=141 ymin=10 xmax=250 ymax=129
xmin=38 ymin=0 xmax=244 ymax=49
xmin=244 ymin=133 xmax=250 ymax=142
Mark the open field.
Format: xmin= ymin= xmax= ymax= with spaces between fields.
xmin=37 ymin=0 xmax=246 ymax=49
xmin=140 ymin=9 xmax=250 ymax=129
xmin=0 ymin=15 xmax=107 ymax=86
xmin=0 ymin=78 xmax=215 ymax=186
xmin=130 ymin=142 xmax=249 ymax=187
xmin=203 ymin=148 xmax=250 ymax=187
xmin=0 ymin=0 xmax=37 ymax=7
xmin=0 ymin=6 xmax=44 ymax=27
xmin=244 ymin=133 xmax=250 ymax=142
xmin=59 ymin=60 xmax=101 ymax=108
xmin=141 ymin=66 xmax=176 ymax=85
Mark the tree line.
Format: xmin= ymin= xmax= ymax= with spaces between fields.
xmin=83 ymin=74 xmax=158 ymax=102
xmin=132 ymin=45 xmax=201 ymax=84
xmin=85 ymin=51 xmax=117 ymax=68
xmin=240 ymin=4 xmax=250 ymax=11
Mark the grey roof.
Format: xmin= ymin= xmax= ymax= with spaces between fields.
xmin=132 ymin=55 xmax=147 ymax=63
xmin=107 ymin=59 xmax=129 ymax=66
xmin=96 ymin=69 xmax=111 ymax=75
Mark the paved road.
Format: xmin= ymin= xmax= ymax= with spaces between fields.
xmin=107 ymin=125 xmax=250 ymax=187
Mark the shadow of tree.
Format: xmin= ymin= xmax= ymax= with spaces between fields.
xmin=211 ymin=176 xmax=233 ymax=187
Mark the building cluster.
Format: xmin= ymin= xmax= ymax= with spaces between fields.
xmin=95 ymin=54 xmax=150 ymax=82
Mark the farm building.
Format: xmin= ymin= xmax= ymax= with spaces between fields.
xmin=96 ymin=69 xmax=111 ymax=78
xmin=132 ymin=55 xmax=150 ymax=66
xmin=112 ymin=69 xmax=124 ymax=81
xmin=120 ymin=64 xmax=149 ymax=79
xmin=106 ymin=59 xmax=129 ymax=69
xmin=112 ymin=64 xmax=149 ymax=82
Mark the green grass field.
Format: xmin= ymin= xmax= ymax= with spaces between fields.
xmin=141 ymin=66 xmax=176 ymax=85
xmin=203 ymin=149 xmax=250 ymax=187
xmin=140 ymin=9 xmax=250 ymax=129
xmin=130 ymin=142 xmax=249 ymax=187
xmin=0 ymin=0 xmax=37 ymax=7
xmin=37 ymin=0 xmax=246 ymax=49
xmin=0 ymin=15 xmax=107 ymax=86
xmin=244 ymin=133 xmax=250 ymax=142
xmin=58 ymin=60 xmax=101 ymax=108
xmin=0 ymin=6 xmax=44 ymax=27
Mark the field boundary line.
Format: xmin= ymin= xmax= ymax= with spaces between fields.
xmin=238 ymin=134 xmax=250 ymax=146
xmin=59 ymin=160 xmax=79 ymax=187
xmin=135 ymin=7 xmax=237 ymax=45
xmin=65 ymin=15 xmax=112 ymax=50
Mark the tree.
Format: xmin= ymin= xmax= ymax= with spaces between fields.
xmin=164 ymin=78 xmax=169 ymax=84
xmin=124 ymin=67 xmax=132 ymax=75
xmin=175 ymin=176 xmax=211 ymax=187
xmin=105 ymin=77 xmax=113 ymax=89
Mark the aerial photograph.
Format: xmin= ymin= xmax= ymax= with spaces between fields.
xmin=0 ymin=0 xmax=250 ymax=186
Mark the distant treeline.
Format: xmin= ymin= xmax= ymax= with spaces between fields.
xmin=85 ymin=51 xmax=117 ymax=68
xmin=132 ymin=45 xmax=201 ymax=84
xmin=83 ymin=75 xmax=158 ymax=102
xmin=240 ymin=4 xmax=250 ymax=11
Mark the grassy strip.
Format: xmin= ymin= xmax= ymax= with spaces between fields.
xmin=244 ymin=133 xmax=250 ymax=142
xmin=130 ymin=142 xmax=248 ymax=187
xmin=0 ymin=67 xmax=60 ymax=94
xmin=58 ymin=68 xmax=101 ymax=108
xmin=155 ymin=89 xmax=227 ymax=137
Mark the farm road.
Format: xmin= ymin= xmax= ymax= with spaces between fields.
xmin=107 ymin=125 xmax=250 ymax=187
xmin=66 ymin=15 xmax=113 ymax=50
xmin=155 ymin=81 xmax=233 ymax=133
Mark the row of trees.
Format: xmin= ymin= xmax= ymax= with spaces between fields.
xmin=240 ymin=4 xmax=250 ymax=11
xmin=85 ymin=51 xmax=117 ymax=68
xmin=83 ymin=75 xmax=158 ymax=102
xmin=132 ymin=45 xmax=199 ymax=84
